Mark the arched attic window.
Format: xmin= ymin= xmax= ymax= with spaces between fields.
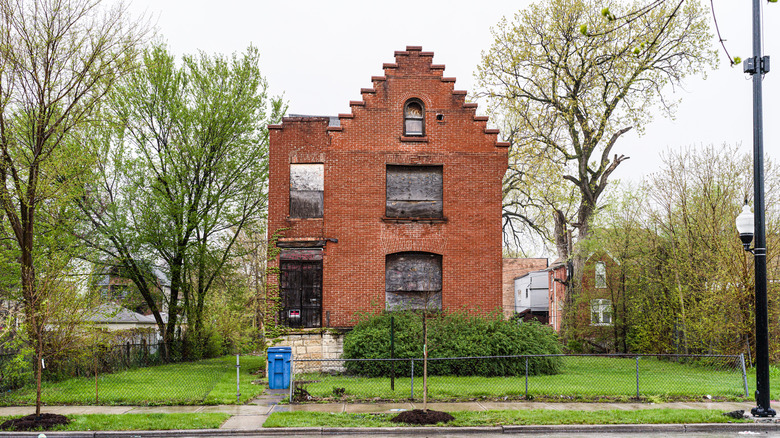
xmin=404 ymin=99 xmax=424 ymax=136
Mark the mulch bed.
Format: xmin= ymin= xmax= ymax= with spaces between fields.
xmin=391 ymin=409 xmax=454 ymax=425
xmin=0 ymin=413 xmax=70 ymax=431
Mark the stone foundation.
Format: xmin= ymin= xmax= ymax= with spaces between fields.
xmin=277 ymin=329 xmax=346 ymax=373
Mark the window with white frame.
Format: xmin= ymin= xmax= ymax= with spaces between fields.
xmin=595 ymin=261 xmax=607 ymax=288
xmin=590 ymin=299 xmax=612 ymax=326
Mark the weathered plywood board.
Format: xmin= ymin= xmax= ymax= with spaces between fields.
xmin=386 ymin=252 xmax=442 ymax=292
xmin=290 ymin=164 xmax=324 ymax=191
xmin=290 ymin=191 xmax=323 ymax=218
xmin=386 ymin=166 xmax=442 ymax=201
xmin=386 ymin=290 xmax=442 ymax=311
xmin=386 ymin=166 xmax=442 ymax=218
xmin=386 ymin=200 xmax=441 ymax=218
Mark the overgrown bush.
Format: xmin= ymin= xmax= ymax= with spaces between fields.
xmin=342 ymin=311 xmax=563 ymax=377
xmin=0 ymin=350 xmax=33 ymax=391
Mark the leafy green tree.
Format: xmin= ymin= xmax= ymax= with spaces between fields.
xmin=0 ymin=0 xmax=144 ymax=414
xmin=79 ymin=43 xmax=285 ymax=359
xmin=583 ymin=144 xmax=780 ymax=357
xmin=476 ymin=0 xmax=716 ymax=268
xmin=643 ymin=144 xmax=780 ymax=357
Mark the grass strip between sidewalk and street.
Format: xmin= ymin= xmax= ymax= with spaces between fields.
xmin=263 ymin=409 xmax=750 ymax=427
xmin=0 ymin=413 xmax=231 ymax=431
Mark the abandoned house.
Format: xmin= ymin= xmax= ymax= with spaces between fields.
xmin=267 ymin=46 xmax=509 ymax=329
xmin=548 ymin=253 xmax=621 ymax=351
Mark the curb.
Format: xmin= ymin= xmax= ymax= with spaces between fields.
xmin=2 ymin=423 xmax=780 ymax=437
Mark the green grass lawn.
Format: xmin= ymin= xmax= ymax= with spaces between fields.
xmin=264 ymin=409 xmax=749 ymax=427
xmin=0 ymin=413 xmax=230 ymax=431
xmin=294 ymin=356 xmax=751 ymax=402
xmin=0 ymin=355 xmax=266 ymax=406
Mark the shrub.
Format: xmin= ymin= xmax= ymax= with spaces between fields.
xmin=0 ymin=350 xmax=33 ymax=391
xmin=342 ymin=311 xmax=563 ymax=377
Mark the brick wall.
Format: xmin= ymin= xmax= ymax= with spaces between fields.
xmin=268 ymin=46 xmax=509 ymax=327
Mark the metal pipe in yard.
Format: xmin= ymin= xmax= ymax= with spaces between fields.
xmin=741 ymin=353 xmax=750 ymax=398
xmin=635 ymin=356 xmax=640 ymax=399
xmin=236 ymin=354 xmax=240 ymax=403
xmin=410 ymin=359 xmax=414 ymax=400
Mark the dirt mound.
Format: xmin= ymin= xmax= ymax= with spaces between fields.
xmin=390 ymin=409 xmax=454 ymax=425
xmin=0 ymin=413 xmax=70 ymax=431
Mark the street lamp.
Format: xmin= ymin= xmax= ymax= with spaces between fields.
xmin=736 ymin=204 xmax=755 ymax=252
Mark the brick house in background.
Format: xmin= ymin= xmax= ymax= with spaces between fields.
xmin=548 ymin=253 xmax=621 ymax=351
xmin=267 ymin=46 xmax=508 ymax=329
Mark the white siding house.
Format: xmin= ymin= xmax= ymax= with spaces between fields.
xmin=514 ymin=270 xmax=550 ymax=313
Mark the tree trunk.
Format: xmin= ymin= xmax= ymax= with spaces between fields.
xmin=20 ymin=206 xmax=44 ymax=416
xmin=553 ymin=209 xmax=570 ymax=261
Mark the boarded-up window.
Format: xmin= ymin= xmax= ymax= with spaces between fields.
xmin=404 ymin=100 xmax=424 ymax=136
xmin=385 ymin=252 xmax=442 ymax=311
xmin=386 ymin=165 xmax=442 ymax=218
xmin=290 ymin=164 xmax=323 ymax=218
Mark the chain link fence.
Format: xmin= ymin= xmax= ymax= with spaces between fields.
xmin=290 ymin=354 xmax=748 ymax=403
xmin=0 ymin=345 xmax=256 ymax=405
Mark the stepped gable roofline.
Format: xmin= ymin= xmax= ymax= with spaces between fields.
xmin=330 ymin=46 xmax=506 ymax=148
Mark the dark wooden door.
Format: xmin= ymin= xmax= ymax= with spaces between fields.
xmin=279 ymin=260 xmax=322 ymax=328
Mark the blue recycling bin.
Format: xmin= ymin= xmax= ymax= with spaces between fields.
xmin=267 ymin=346 xmax=292 ymax=389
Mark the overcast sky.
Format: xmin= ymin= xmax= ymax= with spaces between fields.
xmin=122 ymin=0 xmax=778 ymax=185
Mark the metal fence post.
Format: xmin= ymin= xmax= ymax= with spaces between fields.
xmin=525 ymin=357 xmax=529 ymax=399
xmin=635 ymin=356 xmax=640 ymax=399
xmin=236 ymin=354 xmax=240 ymax=403
xmin=289 ymin=359 xmax=294 ymax=403
xmin=740 ymin=353 xmax=750 ymax=397
xmin=410 ymin=359 xmax=414 ymax=400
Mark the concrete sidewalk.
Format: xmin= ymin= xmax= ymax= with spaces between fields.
xmin=0 ymin=400 xmax=762 ymax=431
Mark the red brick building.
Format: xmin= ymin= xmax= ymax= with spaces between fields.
xmin=548 ymin=253 xmax=621 ymax=351
xmin=267 ymin=46 xmax=508 ymax=328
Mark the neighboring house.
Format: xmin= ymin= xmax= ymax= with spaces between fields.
xmin=514 ymin=270 xmax=549 ymax=323
xmin=267 ymin=46 xmax=509 ymax=329
xmin=547 ymin=253 xmax=621 ymax=351
xmin=502 ymin=258 xmax=548 ymax=319
xmin=85 ymin=303 xmax=162 ymax=345
xmin=95 ymin=265 xmax=170 ymax=315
